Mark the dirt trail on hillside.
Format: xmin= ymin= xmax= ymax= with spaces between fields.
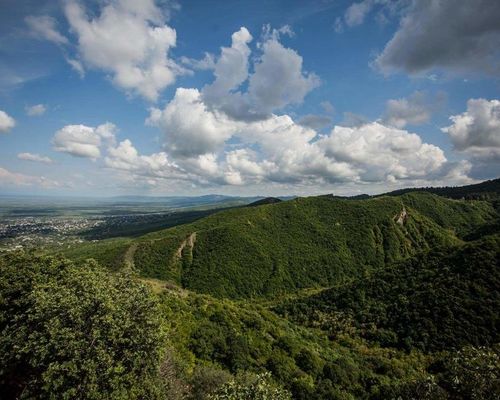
xmin=123 ymin=232 xmax=197 ymax=272
xmin=123 ymin=243 xmax=138 ymax=271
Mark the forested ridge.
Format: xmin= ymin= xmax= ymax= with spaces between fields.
xmin=66 ymin=190 xmax=494 ymax=298
xmin=1 ymin=179 xmax=499 ymax=399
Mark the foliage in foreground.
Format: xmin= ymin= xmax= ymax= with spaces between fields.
xmin=394 ymin=345 xmax=500 ymax=400
xmin=160 ymin=285 xmax=432 ymax=399
xmin=0 ymin=253 xmax=165 ymax=399
xmin=0 ymin=250 xmax=499 ymax=399
xmin=158 ymin=279 xmax=500 ymax=399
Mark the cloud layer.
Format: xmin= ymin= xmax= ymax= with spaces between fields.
xmin=99 ymin=26 xmax=471 ymax=190
xmin=25 ymin=15 xmax=68 ymax=45
xmin=13 ymin=6 xmax=497 ymax=193
xmin=0 ymin=167 xmax=60 ymax=188
xmin=142 ymin=74 xmax=457 ymax=187
xmin=107 ymin=113 xmax=460 ymax=189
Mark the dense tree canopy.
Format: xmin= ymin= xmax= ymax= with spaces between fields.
xmin=0 ymin=254 xmax=165 ymax=399
xmin=274 ymin=235 xmax=500 ymax=352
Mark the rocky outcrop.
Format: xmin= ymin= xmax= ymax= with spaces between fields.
xmin=395 ymin=207 xmax=408 ymax=225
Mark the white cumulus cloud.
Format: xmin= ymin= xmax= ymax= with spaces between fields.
xmin=147 ymin=88 xmax=237 ymax=157
xmin=0 ymin=110 xmax=15 ymax=133
xmin=202 ymin=27 xmax=254 ymax=119
xmin=442 ymin=98 xmax=500 ymax=160
xmin=52 ymin=122 xmax=117 ymax=160
xmin=247 ymin=34 xmax=320 ymax=116
xmin=63 ymin=0 xmax=184 ymax=101
xmin=318 ymin=122 xmax=447 ymax=182
xmin=105 ymin=139 xmax=181 ymax=178
xmin=383 ymin=91 xmax=445 ymax=128
xmin=199 ymin=26 xmax=319 ymax=121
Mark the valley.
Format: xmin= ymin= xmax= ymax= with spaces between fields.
xmin=0 ymin=195 xmax=265 ymax=251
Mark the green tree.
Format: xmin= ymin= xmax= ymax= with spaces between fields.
xmin=440 ymin=345 xmax=500 ymax=399
xmin=208 ymin=372 xmax=292 ymax=400
xmin=0 ymin=253 xmax=165 ymax=399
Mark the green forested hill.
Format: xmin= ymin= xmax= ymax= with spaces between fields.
xmin=90 ymin=192 xmax=493 ymax=298
xmin=159 ymin=284 xmax=432 ymax=399
xmin=273 ymin=234 xmax=500 ymax=353
xmin=61 ymin=191 xmax=496 ymax=298
xmin=381 ymin=178 xmax=500 ymax=203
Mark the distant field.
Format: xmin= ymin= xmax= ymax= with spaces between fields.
xmin=0 ymin=195 xmax=264 ymax=249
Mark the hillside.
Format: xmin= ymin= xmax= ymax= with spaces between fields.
xmin=11 ymin=234 xmax=500 ymax=400
xmin=273 ymin=234 xmax=500 ymax=353
xmin=66 ymin=191 xmax=496 ymax=299
xmin=157 ymin=283 xmax=433 ymax=399
xmin=0 ymin=252 xmax=477 ymax=400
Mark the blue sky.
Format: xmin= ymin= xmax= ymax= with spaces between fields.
xmin=0 ymin=0 xmax=499 ymax=196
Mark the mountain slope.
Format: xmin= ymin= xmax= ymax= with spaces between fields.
xmin=158 ymin=283 xmax=431 ymax=400
xmin=273 ymin=234 xmax=500 ymax=353
xmin=125 ymin=192 xmax=494 ymax=298
xmin=247 ymin=197 xmax=283 ymax=207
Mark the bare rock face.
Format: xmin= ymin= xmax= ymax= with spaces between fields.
xmin=395 ymin=207 xmax=408 ymax=225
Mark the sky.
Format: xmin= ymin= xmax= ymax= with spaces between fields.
xmin=0 ymin=0 xmax=499 ymax=197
